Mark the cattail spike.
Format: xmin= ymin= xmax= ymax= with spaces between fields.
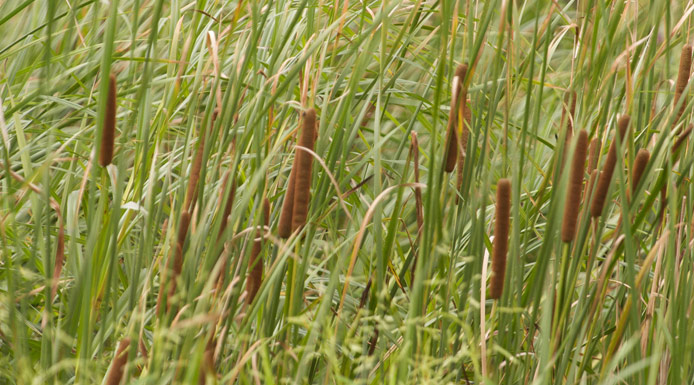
xmin=673 ymin=124 xmax=692 ymax=155
xmin=166 ymin=210 xmax=191 ymax=309
xmin=105 ymin=338 xmax=131 ymax=385
xmin=247 ymin=198 xmax=270 ymax=304
xmin=490 ymin=179 xmax=511 ymax=300
xmin=631 ymin=149 xmax=650 ymax=194
xmin=561 ymin=130 xmax=589 ymax=242
xmin=588 ymin=138 xmax=600 ymax=172
xmin=590 ymin=115 xmax=630 ymax=217
xmin=291 ymin=108 xmax=317 ymax=232
xmin=674 ymin=44 xmax=692 ymax=123
xmin=278 ymin=165 xmax=297 ymax=238
xmin=99 ymin=74 xmax=117 ymax=167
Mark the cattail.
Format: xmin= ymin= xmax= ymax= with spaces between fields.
xmin=184 ymin=125 xmax=208 ymax=212
xmin=631 ymin=149 xmax=650 ymax=194
xmin=588 ymin=138 xmax=600 ymax=171
xmin=443 ymin=63 xmax=468 ymax=172
xmin=99 ymin=74 xmax=117 ymax=167
xmin=583 ymin=169 xmax=599 ymax=205
xmin=278 ymin=166 xmax=296 ymax=238
xmin=198 ymin=335 xmax=216 ymax=385
xmin=291 ymin=109 xmax=317 ymax=232
xmin=456 ymin=98 xmax=472 ymax=201
xmin=561 ymin=130 xmax=589 ymax=242
xmin=247 ymin=198 xmax=270 ymax=304
xmin=590 ymin=115 xmax=630 ymax=217
xmin=674 ymin=44 xmax=692 ymax=123
xmin=214 ymin=173 xmax=237 ymax=290
xmin=161 ymin=210 xmax=191 ymax=311
xmin=105 ymin=338 xmax=130 ymax=385
xmin=490 ymin=179 xmax=511 ymax=300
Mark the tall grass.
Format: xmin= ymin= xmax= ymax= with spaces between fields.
xmin=2 ymin=0 xmax=694 ymax=384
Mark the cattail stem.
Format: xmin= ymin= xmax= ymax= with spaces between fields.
xmin=590 ymin=115 xmax=630 ymax=217
xmin=291 ymin=108 xmax=317 ymax=232
xmin=247 ymin=198 xmax=270 ymax=304
xmin=99 ymin=74 xmax=117 ymax=167
xmin=490 ymin=179 xmax=511 ymax=300
xmin=443 ymin=63 xmax=468 ymax=172
xmin=105 ymin=338 xmax=131 ymax=385
xmin=674 ymin=44 xmax=692 ymax=124
xmin=561 ymin=130 xmax=589 ymax=242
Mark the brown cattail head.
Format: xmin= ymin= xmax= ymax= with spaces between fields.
xmin=443 ymin=63 xmax=468 ymax=172
xmin=674 ymin=44 xmax=692 ymax=123
xmin=99 ymin=74 xmax=117 ymax=167
xmin=246 ymin=198 xmax=270 ymax=304
xmin=490 ymin=179 xmax=511 ymax=300
xmin=561 ymin=130 xmax=589 ymax=242
xmin=105 ymin=338 xmax=131 ymax=385
xmin=588 ymin=138 xmax=600 ymax=171
xmin=583 ymin=168 xmax=599 ymax=205
xmin=166 ymin=210 xmax=191 ymax=307
xmin=291 ymin=108 xmax=317 ymax=232
xmin=198 ymin=335 xmax=217 ymax=385
xmin=631 ymin=149 xmax=650 ymax=194
xmin=456 ymin=98 xmax=472 ymax=202
xmin=278 ymin=165 xmax=296 ymax=238
xmin=184 ymin=126 xmax=208 ymax=212
xmin=590 ymin=115 xmax=630 ymax=217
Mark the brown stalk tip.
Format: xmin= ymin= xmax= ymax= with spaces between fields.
xmin=588 ymin=138 xmax=600 ymax=172
xmin=561 ymin=130 xmax=589 ymax=243
xmin=674 ymin=44 xmax=693 ymax=119
xmin=291 ymin=108 xmax=317 ymax=233
xmin=247 ymin=198 xmax=270 ymax=305
xmin=99 ymin=74 xmax=117 ymax=167
xmin=443 ymin=64 xmax=468 ymax=173
xmin=590 ymin=114 xmax=630 ymax=217
xmin=490 ymin=179 xmax=511 ymax=300
xmin=105 ymin=338 xmax=131 ymax=385
xmin=631 ymin=149 xmax=650 ymax=193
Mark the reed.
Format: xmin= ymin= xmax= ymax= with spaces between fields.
xmin=99 ymin=74 xmax=117 ymax=167
xmin=631 ymin=149 xmax=650 ymax=194
xmin=590 ymin=114 xmax=630 ymax=217
xmin=561 ymin=130 xmax=588 ymax=242
xmin=674 ymin=44 xmax=692 ymax=124
xmin=291 ymin=108 xmax=317 ymax=232
xmin=490 ymin=179 xmax=511 ymax=300
xmin=157 ymin=210 xmax=191 ymax=313
xmin=105 ymin=338 xmax=130 ymax=385
xmin=443 ymin=63 xmax=468 ymax=172
xmin=247 ymin=198 xmax=270 ymax=304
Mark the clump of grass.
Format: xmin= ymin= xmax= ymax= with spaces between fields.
xmin=291 ymin=108 xmax=317 ymax=232
xmin=590 ymin=114 xmax=630 ymax=217
xmin=443 ymin=63 xmax=468 ymax=173
xmin=99 ymin=74 xmax=117 ymax=167
xmin=561 ymin=130 xmax=588 ymax=243
xmin=247 ymin=198 xmax=270 ymax=304
xmin=674 ymin=44 xmax=692 ymax=124
xmin=490 ymin=178 xmax=511 ymax=300
xmin=105 ymin=338 xmax=130 ymax=385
